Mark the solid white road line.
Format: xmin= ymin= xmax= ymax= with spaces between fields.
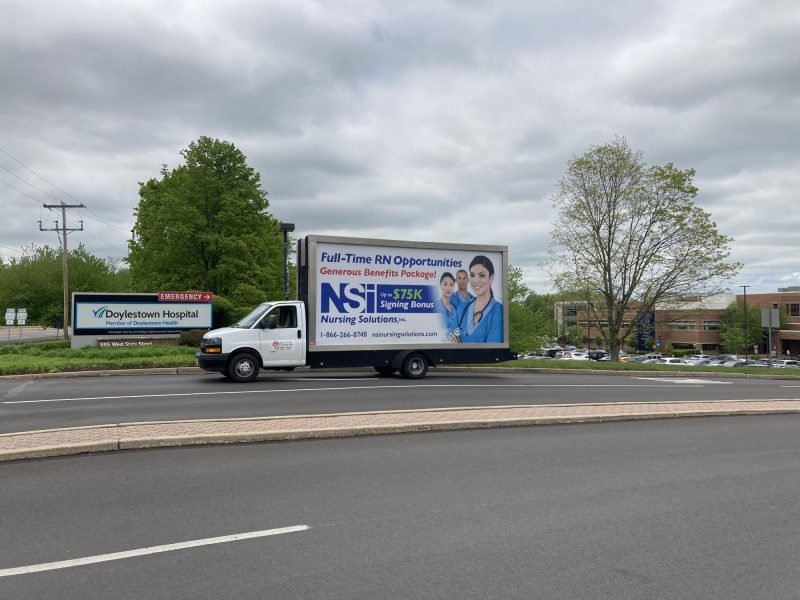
xmin=633 ymin=377 xmax=731 ymax=385
xmin=1 ymin=383 xmax=695 ymax=405
xmin=0 ymin=525 xmax=310 ymax=578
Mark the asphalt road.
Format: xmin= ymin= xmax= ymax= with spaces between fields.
xmin=2 ymin=416 xmax=799 ymax=599
xmin=2 ymin=370 xmax=800 ymax=434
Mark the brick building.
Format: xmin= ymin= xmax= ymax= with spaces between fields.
xmin=555 ymin=288 xmax=800 ymax=356
xmin=655 ymin=293 xmax=734 ymax=352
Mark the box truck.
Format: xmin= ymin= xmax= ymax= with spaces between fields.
xmin=197 ymin=235 xmax=515 ymax=381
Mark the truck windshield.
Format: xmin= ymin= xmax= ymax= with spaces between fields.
xmin=233 ymin=303 xmax=273 ymax=328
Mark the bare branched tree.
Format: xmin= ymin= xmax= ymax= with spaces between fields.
xmin=548 ymin=138 xmax=741 ymax=360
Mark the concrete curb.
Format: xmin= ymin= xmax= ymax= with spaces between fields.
xmin=3 ymin=399 xmax=800 ymax=462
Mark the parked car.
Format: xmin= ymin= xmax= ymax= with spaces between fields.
xmin=771 ymin=359 xmax=800 ymax=368
xmin=625 ymin=355 xmax=643 ymax=363
xmin=655 ymin=358 xmax=689 ymax=365
xmin=588 ymin=350 xmax=608 ymax=361
xmin=686 ymin=357 xmax=711 ymax=365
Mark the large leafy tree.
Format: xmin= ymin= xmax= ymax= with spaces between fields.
xmin=128 ymin=137 xmax=284 ymax=298
xmin=549 ymin=137 xmax=740 ymax=360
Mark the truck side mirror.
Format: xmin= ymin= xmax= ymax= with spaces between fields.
xmin=260 ymin=315 xmax=277 ymax=329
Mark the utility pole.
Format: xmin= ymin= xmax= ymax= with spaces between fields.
xmin=740 ymin=285 xmax=750 ymax=362
xmin=40 ymin=203 xmax=84 ymax=340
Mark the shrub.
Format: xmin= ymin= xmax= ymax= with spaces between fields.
xmin=178 ymin=329 xmax=207 ymax=347
xmin=212 ymin=296 xmax=237 ymax=328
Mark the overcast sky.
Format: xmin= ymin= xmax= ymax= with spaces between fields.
xmin=1 ymin=0 xmax=797 ymax=294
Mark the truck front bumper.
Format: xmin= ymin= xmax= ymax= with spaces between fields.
xmin=196 ymin=351 xmax=229 ymax=373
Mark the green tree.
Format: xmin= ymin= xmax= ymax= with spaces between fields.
xmin=128 ymin=137 xmax=284 ymax=299
xmin=548 ymin=137 xmax=740 ymax=361
xmin=0 ymin=244 xmax=124 ymax=326
xmin=719 ymin=301 xmax=771 ymax=355
xmin=507 ymin=267 xmax=556 ymax=353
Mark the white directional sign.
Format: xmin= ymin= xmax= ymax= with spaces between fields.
xmin=16 ymin=308 xmax=27 ymax=326
xmin=5 ymin=308 xmax=15 ymax=326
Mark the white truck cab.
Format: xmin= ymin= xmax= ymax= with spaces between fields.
xmin=198 ymin=301 xmax=307 ymax=382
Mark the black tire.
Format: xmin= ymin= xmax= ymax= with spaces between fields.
xmin=401 ymin=353 xmax=428 ymax=379
xmin=374 ymin=366 xmax=398 ymax=376
xmin=227 ymin=352 xmax=260 ymax=383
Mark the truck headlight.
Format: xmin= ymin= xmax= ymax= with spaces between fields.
xmin=202 ymin=337 xmax=223 ymax=353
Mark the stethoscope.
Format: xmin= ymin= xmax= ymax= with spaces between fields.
xmin=453 ymin=295 xmax=492 ymax=337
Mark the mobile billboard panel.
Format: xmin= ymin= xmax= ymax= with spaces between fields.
xmin=298 ymin=236 xmax=509 ymax=351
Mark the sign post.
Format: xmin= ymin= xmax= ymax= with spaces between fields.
xmin=761 ymin=308 xmax=779 ymax=367
xmin=5 ymin=308 xmax=14 ymax=341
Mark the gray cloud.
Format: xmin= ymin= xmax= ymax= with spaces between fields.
xmin=1 ymin=0 xmax=798 ymax=294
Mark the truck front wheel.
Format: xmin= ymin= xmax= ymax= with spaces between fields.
xmin=401 ymin=353 xmax=428 ymax=379
xmin=227 ymin=353 xmax=260 ymax=383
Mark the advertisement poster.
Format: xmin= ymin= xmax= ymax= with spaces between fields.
xmin=313 ymin=241 xmax=506 ymax=347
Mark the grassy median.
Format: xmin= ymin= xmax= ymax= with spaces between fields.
xmin=494 ymin=358 xmax=800 ymax=377
xmin=0 ymin=340 xmax=197 ymax=375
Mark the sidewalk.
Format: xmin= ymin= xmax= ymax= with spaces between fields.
xmin=3 ymin=398 xmax=800 ymax=462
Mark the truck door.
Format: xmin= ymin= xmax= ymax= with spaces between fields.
xmin=258 ymin=304 xmax=305 ymax=367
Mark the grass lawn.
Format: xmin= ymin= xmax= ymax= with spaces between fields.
xmin=0 ymin=340 xmax=198 ymax=375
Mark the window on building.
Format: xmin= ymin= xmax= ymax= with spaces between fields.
xmin=702 ymin=320 xmax=721 ymax=330
xmin=667 ymin=320 xmax=696 ymax=331
xmin=788 ymin=304 xmax=800 ymax=317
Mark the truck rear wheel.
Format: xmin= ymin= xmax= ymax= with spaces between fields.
xmin=227 ymin=352 xmax=260 ymax=383
xmin=401 ymin=353 xmax=428 ymax=379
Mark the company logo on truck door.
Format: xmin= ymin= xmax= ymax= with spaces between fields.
xmin=320 ymin=283 xmax=437 ymax=314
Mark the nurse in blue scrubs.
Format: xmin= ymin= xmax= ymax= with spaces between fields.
xmin=449 ymin=255 xmax=503 ymax=343
xmin=451 ymin=269 xmax=473 ymax=311
xmin=436 ymin=272 xmax=458 ymax=329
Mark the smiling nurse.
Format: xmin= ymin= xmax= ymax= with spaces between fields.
xmin=449 ymin=255 xmax=503 ymax=343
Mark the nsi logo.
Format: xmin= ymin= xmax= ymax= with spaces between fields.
xmin=320 ymin=283 xmax=376 ymax=314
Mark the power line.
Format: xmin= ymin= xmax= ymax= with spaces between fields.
xmin=0 ymin=177 xmax=54 ymax=209
xmin=79 ymin=206 xmax=133 ymax=242
xmin=0 ymin=243 xmax=24 ymax=255
xmin=76 ymin=226 xmax=130 ymax=255
xmin=0 ymin=162 xmax=60 ymax=202
xmin=0 ymin=146 xmax=80 ymax=204
xmin=0 ymin=146 xmax=132 ymax=243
